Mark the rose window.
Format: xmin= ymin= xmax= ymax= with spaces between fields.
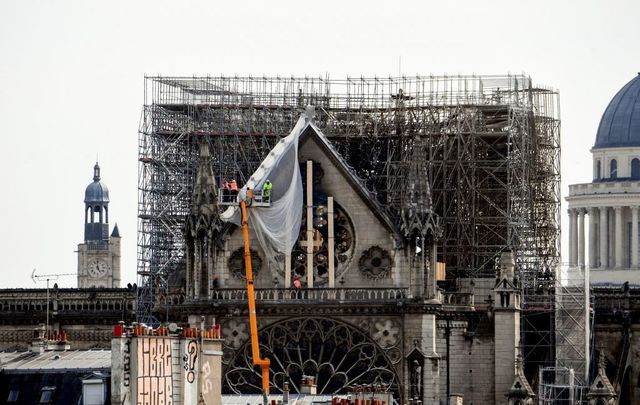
xmin=290 ymin=203 xmax=355 ymax=286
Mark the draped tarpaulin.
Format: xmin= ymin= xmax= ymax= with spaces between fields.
xmin=220 ymin=114 xmax=307 ymax=266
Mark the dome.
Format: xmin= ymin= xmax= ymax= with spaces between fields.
xmin=84 ymin=163 xmax=110 ymax=203
xmin=594 ymin=73 xmax=640 ymax=149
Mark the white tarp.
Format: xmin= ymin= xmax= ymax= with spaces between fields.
xmin=220 ymin=114 xmax=307 ymax=266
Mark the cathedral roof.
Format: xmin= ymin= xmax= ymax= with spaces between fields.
xmin=594 ymin=73 xmax=640 ymax=149
xmin=301 ymin=124 xmax=402 ymax=240
xmin=84 ymin=163 xmax=110 ymax=204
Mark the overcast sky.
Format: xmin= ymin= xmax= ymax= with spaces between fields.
xmin=1 ymin=0 xmax=639 ymax=288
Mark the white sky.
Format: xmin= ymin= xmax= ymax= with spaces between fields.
xmin=1 ymin=0 xmax=639 ymax=288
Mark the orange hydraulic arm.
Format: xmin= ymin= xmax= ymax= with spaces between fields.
xmin=240 ymin=198 xmax=271 ymax=394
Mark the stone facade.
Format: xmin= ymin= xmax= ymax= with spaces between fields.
xmin=162 ymin=122 xmax=525 ymax=405
xmin=0 ymin=287 xmax=136 ymax=350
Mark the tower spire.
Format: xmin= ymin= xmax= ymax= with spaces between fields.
xmin=93 ymin=162 xmax=101 ymax=181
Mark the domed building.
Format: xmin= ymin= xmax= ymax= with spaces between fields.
xmin=566 ymin=73 xmax=640 ymax=283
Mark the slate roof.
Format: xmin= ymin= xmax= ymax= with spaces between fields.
xmin=595 ymin=73 xmax=640 ymax=149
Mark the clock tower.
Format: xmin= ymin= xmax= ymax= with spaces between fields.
xmin=77 ymin=163 xmax=121 ymax=288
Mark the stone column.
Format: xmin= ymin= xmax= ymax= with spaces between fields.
xmin=599 ymin=207 xmax=608 ymax=268
xmin=568 ymin=209 xmax=578 ymax=267
xmin=633 ymin=206 xmax=639 ymax=269
xmin=615 ymin=206 xmax=624 ymax=269
xmin=589 ymin=207 xmax=598 ymax=268
xmin=578 ymin=209 xmax=586 ymax=268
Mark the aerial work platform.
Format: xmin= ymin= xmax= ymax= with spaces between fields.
xmin=218 ymin=188 xmax=271 ymax=207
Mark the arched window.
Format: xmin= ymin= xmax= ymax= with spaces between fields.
xmin=596 ymin=160 xmax=602 ymax=180
xmin=632 ymin=158 xmax=640 ymax=179
xmin=610 ymin=159 xmax=618 ymax=179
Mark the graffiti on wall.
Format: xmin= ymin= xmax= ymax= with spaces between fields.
xmin=136 ymin=337 xmax=173 ymax=405
xmin=124 ymin=338 xmax=132 ymax=387
xmin=183 ymin=339 xmax=198 ymax=384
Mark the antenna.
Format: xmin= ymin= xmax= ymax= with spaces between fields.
xmin=31 ymin=269 xmax=77 ymax=334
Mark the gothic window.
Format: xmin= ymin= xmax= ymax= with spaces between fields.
xmin=610 ymin=159 xmax=617 ymax=179
xmin=228 ymin=248 xmax=263 ymax=280
xmin=632 ymin=158 xmax=640 ymax=179
xmin=223 ymin=318 xmax=400 ymax=400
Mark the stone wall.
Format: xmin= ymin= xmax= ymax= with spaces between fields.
xmin=437 ymin=318 xmax=495 ymax=405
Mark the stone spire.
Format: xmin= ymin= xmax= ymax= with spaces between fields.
xmin=505 ymin=353 xmax=536 ymax=404
xmin=587 ymin=348 xmax=616 ymax=404
xmin=401 ymin=136 xmax=441 ymax=299
xmin=184 ymin=140 xmax=222 ymax=299
xmin=400 ymin=136 xmax=438 ymax=239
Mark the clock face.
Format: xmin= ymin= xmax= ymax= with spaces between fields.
xmin=87 ymin=258 xmax=109 ymax=278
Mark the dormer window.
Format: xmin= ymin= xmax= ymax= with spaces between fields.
xmin=38 ymin=387 xmax=55 ymax=404
xmin=610 ymin=159 xmax=618 ymax=179
xmin=632 ymin=158 xmax=640 ymax=179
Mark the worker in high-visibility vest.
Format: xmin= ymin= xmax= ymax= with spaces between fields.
xmin=229 ymin=179 xmax=238 ymax=197
xmin=262 ymin=179 xmax=273 ymax=203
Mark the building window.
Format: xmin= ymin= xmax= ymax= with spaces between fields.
xmin=38 ymin=387 xmax=55 ymax=404
xmin=596 ymin=160 xmax=602 ymax=180
xmin=82 ymin=379 xmax=106 ymax=405
xmin=610 ymin=159 xmax=618 ymax=179
xmin=632 ymin=158 xmax=640 ymax=179
xmin=7 ymin=390 xmax=19 ymax=402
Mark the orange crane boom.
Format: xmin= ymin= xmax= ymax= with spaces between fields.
xmin=239 ymin=198 xmax=271 ymax=394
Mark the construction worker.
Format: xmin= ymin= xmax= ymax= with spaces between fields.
xmin=293 ymin=274 xmax=302 ymax=299
xmin=246 ymin=187 xmax=253 ymax=206
xmin=293 ymin=275 xmax=302 ymax=289
xmin=222 ymin=180 xmax=230 ymax=202
xmin=229 ymin=179 xmax=238 ymax=198
xmin=262 ymin=179 xmax=273 ymax=203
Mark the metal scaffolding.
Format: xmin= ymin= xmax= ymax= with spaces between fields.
xmin=555 ymin=264 xmax=591 ymax=386
xmin=137 ymin=75 xmax=561 ymax=364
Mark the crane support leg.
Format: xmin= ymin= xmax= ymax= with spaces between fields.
xmin=240 ymin=200 xmax=271 ymax=394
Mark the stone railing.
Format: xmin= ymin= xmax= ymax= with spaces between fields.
xmin=569 ymin=181 xmax=640 ymax=196
xmin=441 ymin=292 xmax=475 ymax=308
xmin=0 ymin=289 xmax=135 ymax=313
xmin=209 ymin=287 xmax=409 ymax=303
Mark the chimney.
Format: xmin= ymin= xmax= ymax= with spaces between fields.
xmin=29 ymin=324 xmax=46 ymax=353
xmin=283 ymin=381 xmax=289 ymax=404
xmin=300 ymin=375 xmax=317 ymax=395
xmin=46 ymin=329 xmax=70 ymax=351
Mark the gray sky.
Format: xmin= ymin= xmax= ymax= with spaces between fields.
xmin=1 ymin=0 xmax=639 ymax=288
